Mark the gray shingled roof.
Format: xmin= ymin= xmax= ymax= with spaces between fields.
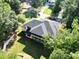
xmin=23 ymin=19 xmax=60 ymax=36
xmin=23 ymin=19 xmax=42 ymax=31
xmin=23 ymin=20 xmax=42 ymax=28
xmin=30 ymin=20 xmax=60 ymax=36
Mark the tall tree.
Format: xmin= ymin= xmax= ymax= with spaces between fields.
xmin=0 ymin=2 xmax=18 ymax=50
xmin=49 ymin=48 xmax=70 ymax=59
xmin=53 ymin=0 xmax=62 ymax=16
xmin=42 ymin=18 xmax=79 ymax=59
xmin=60 ymin=0 xmax=79 ymax=28
xmin=27 ymin=0 xmax=47 ymax=8
xmin=4 ymin=0 xmax=21 ymax=14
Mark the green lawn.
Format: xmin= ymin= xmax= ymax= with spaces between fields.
xmin=8 ymin=26 xmax=51 ymax=59
xmin=41 ymin=6 xmax=52 ymax=15
xmin=43 ymin=7 xmax=52 ymax=15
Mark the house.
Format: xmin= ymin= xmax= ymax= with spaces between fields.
xmin=45 ymin=0 xmax=56 ymax=6
xmin=48 ymin=0 xmax=56 ymax=3
xmin=22 ymin=19 xmax=60 ymax=43
xmin=20 ymin=2 xmax=32 ymax=13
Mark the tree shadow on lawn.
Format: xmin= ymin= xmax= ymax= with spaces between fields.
xmin=18 ymin=31 xmax=51 ymax=59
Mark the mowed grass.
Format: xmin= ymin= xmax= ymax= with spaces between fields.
xmin=41 ymin=6 xmax=52 ymax=15
xmin=8 ymin=26 xmax=50 ymax=59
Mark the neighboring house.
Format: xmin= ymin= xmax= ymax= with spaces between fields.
xmin=20 ymin=2 xmax=32 ymax=13
xmin=22 ymin=19 xmax=60 ymax=43
xmin=48 ymin=0 xmax=56 ymax=3
xmin=45 ymin=0 xmax=56 ymax=5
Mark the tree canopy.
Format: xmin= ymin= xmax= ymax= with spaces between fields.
xmin=3 ymin=0 xmax=22 ymax=14
xmin=42 ymin=18 xmax=79 ymax=59
xmin=28 ymin=0 xmax=47 ymax=8
xmin=49 ymin=48 xmax=70 ymax=59
xmin=0 ymin=2 xmax=18 ymax=41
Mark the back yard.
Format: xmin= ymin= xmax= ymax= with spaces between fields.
xmin=8 ymin=26 xmax=51 ymax=59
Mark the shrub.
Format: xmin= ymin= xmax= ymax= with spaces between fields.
xmin=25 ymin=10 xmax=37 ymax=18
xmin=70 ymin=51 xmax=79 ymax=59
xmin=17 ymin=14 xmax=26 ymax=23
xmin=42 ymin=18 xmax=79 ymax=59
xmin=0 ymin=2 xmax=18 ymax=41
xmin=43 ymin=7 xmax=52 ymax=15
xmin=49 ymin=48 xmax=70 ymax=59
xmin=42 ymin=18 xmax=79 ymax=51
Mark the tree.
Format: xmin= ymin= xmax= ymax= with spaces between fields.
xmin=53 ymin=0 xmax=62 ymax=16
xmin=61 ymin=0 xmax=79 ymax=19
xmin=70 ymin=51 xmax=79 ymax=59
xmin=4 ymin=0 xmax=21 ymax=14
xmin=60 ymin=0 xmax=79 ymax=28
xmin=49 ymin=48 xmax=70 ymax=59
xmin=0 ymin=2 xmax=18 ymax=50
xmin=42 ymin=18 xmax=79 ymax=56
xmin=49 ymin=0 xmax=79 ymax=28
xmin=28 ymin=0 xmax=47 ymax=8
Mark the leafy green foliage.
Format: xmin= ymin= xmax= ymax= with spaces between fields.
xmin=25 ymin=10 xmax=37 ymax=18
xmin=43 ymin=18 xmax=79 ymax=51
xmin=53 ymin=0 xmax=62 ymax=16
xmin=61 ymin=0 xmax=79 ymax=20
xmin=49 ymin=48 xmax=70 ymax=59
xmin=72 ymin=18 xmax=79 ymax=30
xmin=0 ymin=50 xmax=8 ymax=59
xmin=29 ymin=0 xmax=47 ymax=8
xmin=4 ymin=0 xmax=21 ymax=5
xmin=70 ymin=51 xmax=79 ymax=59
xmin=42 ymin=18 xmax=79 ymax=59
xmin=0 ymin=2 xmax=18 ymax=40
xmin=0 ymin=50 xmax=17 ymax=59
xmin=17 ymin=14 xmax=26 ymax=23
xmin=4 ymin=0 xmax=21 ymax=14
xmin=49 ymin=0 xmax=79 ymax=28
xmin=60 ymin=0 xmax=79 ymax=28
xmin=43 ymin=6 xmax=52 ymax=15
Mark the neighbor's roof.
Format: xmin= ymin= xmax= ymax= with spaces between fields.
xmin=20 ymin=2 xmax=31 ymax=9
